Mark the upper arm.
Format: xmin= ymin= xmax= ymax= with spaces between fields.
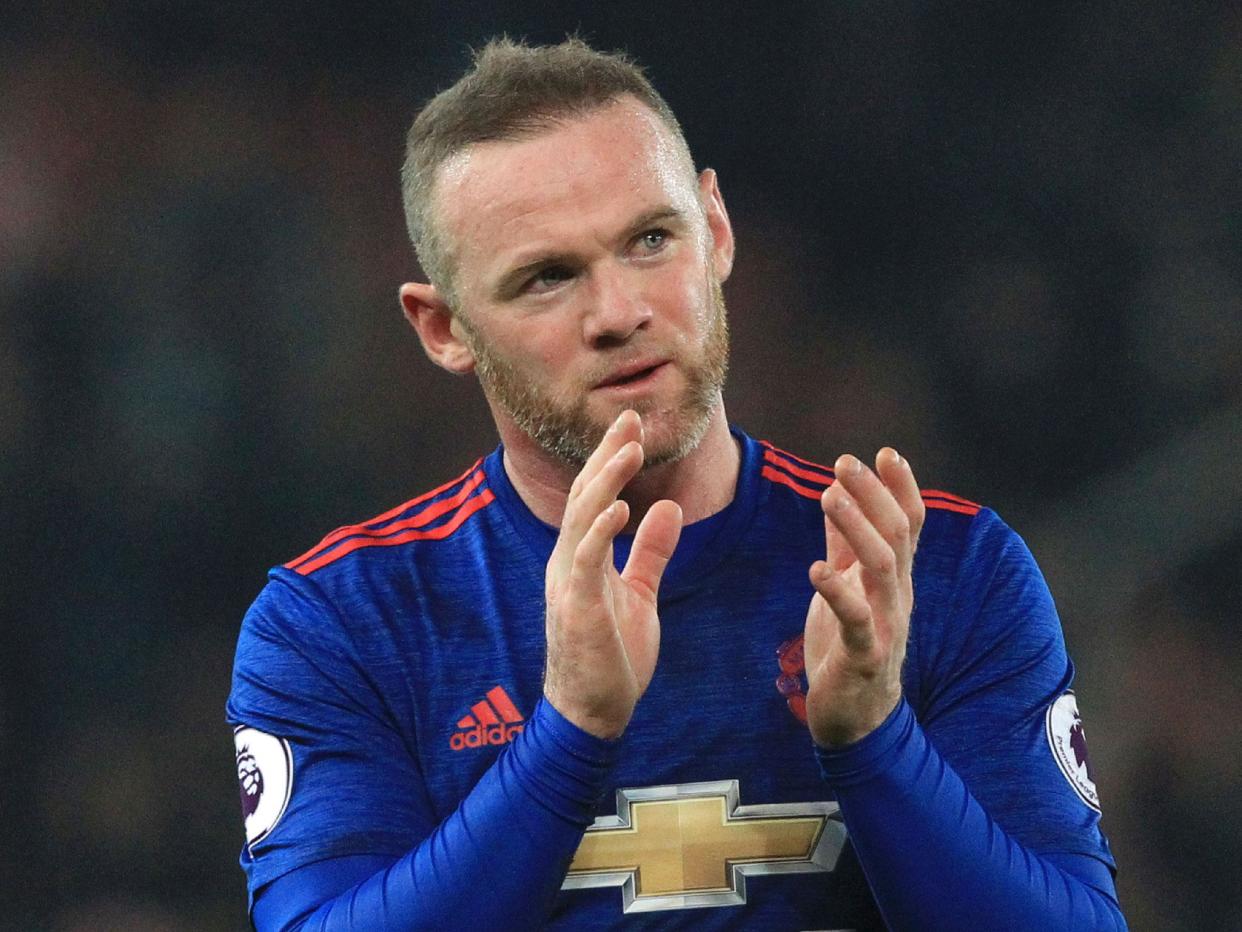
xmin=912 ymin=509 xmax=1117 ymax=875
xmin=227 ymin=573 xmax=435 ymax=912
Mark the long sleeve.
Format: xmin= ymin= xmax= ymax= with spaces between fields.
xmin=816 ymin=699 xmax=1126 ymax=931
xmin=255 ymin=699 xmax=617 ymax=931
xmin=228 ymin=571 xmax=617 ymax=931
xmin=810 ymin=504 xmax=1126 ymax=930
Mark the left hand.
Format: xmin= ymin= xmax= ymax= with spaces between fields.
xmin=803 ymin=448 xmax=926 ymax=748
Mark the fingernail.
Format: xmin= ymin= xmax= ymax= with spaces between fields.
xmin=839 ymin=454 xmax=861 ymax=477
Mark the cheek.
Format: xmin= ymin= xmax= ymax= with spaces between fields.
xmin=490 ymin=321 xmax=578 ymax=377
xmin=657 ymin=269 xmax=712 ymax=333
xmin=538 ymin=337 xmax=565 ymax=368
xmin=517 ymin=328 xmax=572 ymax=373
xmin=537 ymin=309 xmax=593 ymax=363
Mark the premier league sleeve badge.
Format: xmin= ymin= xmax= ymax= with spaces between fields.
xmin=1045 ymin=691 xmax=1100 ymax=812
xmin=233 ymin=725 xmax=294 ymax=850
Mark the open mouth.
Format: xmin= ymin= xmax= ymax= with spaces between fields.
xmin=600 ymin=363 xmax=664 ymax=388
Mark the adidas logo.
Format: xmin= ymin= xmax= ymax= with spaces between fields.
xmin=450 ymin=685 xmax=525 ymax=751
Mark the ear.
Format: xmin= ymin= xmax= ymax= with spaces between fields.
xmin=698 ymin=168 xmax=735 ymax=282
xmin=399 ymin=281 xmax=476 ymax=375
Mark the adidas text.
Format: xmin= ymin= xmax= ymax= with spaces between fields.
xmin=450 ymin=722 xmax=524 ymax=751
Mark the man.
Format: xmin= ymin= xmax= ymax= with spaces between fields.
xmin=228 ymin=38 xmax=1126 ymax=930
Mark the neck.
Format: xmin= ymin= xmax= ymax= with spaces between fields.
xmin=500 ymin=403 xmax=741 ymax=530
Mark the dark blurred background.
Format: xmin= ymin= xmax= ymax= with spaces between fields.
xmin=3 ymin=2 xmax=1240 ymax=929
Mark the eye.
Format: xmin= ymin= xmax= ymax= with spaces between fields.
xmin=526 ymin=264 xmax=574 ymax=294
xmin=637 ymin=229 xmax=669 ymax=253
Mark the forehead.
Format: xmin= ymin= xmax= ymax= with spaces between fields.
xmin=433 ymin=100 xmax=698 ymax=280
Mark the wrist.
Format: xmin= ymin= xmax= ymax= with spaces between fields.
xmin=542 ymin=688 xmax=631 ymax=741
xmin=810 ymin=687 xmax=903 ymax=749
xmin=814 ymin=697 xmax=915 ymax=787
xmin=503 ymin=698 xmax=622 ymax=828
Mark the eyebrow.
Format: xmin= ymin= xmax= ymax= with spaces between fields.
xmin=624 ymin=206 xmax=685 ymax=240
xmin=491 ymin=206 xmax=688 ymax=299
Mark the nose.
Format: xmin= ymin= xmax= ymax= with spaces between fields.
xmin=582 ymin=263 xmax=653 ymax=349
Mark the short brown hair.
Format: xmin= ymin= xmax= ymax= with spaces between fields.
xmin=401 ymin=37 xmax=693 ymax=303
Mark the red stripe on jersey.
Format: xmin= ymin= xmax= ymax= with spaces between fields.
xmin=762 ymin=448 xmax=836 ymax=486
xmin=471 ymin=700 xmax=500 ymax=726
xmin=922 ymin=495 xmax=980 ymax=516
xmin=922 ymin=488 xmax=980 ymax=509
xmin=486 ymin=686 xmax=524 ymax=724
xmin=293 ymin=489 xmax=496 ymax=575
xmin=456 ymin=714 xmax=476 ymax=729
xmin=286 ymin=465 xmax=485 ymax=571
xmin=760 ymin=441 xmax=836 ymax=478
xmin=286 ymin=460 xmax=483 ymax=570
xmin=761 ymin=465 xmax=826 ymax=500
xmin=760 ymin=449 xmax=980 ymax=516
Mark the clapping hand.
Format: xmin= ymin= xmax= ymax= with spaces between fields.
xmin=804 ymin=449 xmax=926 ymax=748
xmin=542 ymin=410 xmax=684 ymax=739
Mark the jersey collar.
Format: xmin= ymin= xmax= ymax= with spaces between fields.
xmin=483 ymin=426 xmax=766 ymax=598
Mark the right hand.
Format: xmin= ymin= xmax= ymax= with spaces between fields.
xmin=542 ymin=409 xmax=684 ymax=739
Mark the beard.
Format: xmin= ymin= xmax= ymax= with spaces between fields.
xmin=458 ymin=276 xmax=730 ymax=469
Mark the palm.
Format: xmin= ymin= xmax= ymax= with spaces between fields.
xmin=542 ymin=411 xmax=682 ymax=739
xmin=603 ymin=567 xmax=660 ymax=693
xmin=801 ymin=450 xmax=923 ymax=748
xmin=803 ymin=562 xmax=903 ymax=720
xmin=617 ymin=530 xmax=677 ymax=687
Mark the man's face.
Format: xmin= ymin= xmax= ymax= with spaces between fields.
xmin=431 ymin=99 xmax=732 ymax=468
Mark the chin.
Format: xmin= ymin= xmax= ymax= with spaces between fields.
xmin=633 ymin=405 xmax=716 ymax=469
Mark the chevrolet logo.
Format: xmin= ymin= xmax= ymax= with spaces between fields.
xmin=563 ymin=780 xmax=845 ymax=912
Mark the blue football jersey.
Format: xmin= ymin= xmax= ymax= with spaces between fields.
xmin=228 ymin=428 xmax=1116 ymax=929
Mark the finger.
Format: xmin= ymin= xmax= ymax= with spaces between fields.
xmin=621 ymin=499 xmax=683 ymax=599
xmin=554 ymin=439 xmax=644 ymax=578
xmin=823 ymin=485 xmax=901 ymax=617
xmin=552 ymin=412 xmax=636 ymax=576
xmin=568 ymin=499 xmax=630 ymax=608
xmin=875 ymin=447 xmax=925 ymax=545
xmin=822 ymin=487 xmax=857 ymax=572
xmin=567 ymin=410 xmax=642 ymax=506
xmin=833 ymin=453 xmax=913 ymax=565
xmin=803 ymin=568 xmax=841 ymax=666
xmin=563 ymin=439 xmax=644 ymax=541
xmin=809 ymin=561 xmax=875 ymax=654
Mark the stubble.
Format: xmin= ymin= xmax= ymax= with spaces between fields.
xmin=458 ymin=276 xmax=730 ymax=469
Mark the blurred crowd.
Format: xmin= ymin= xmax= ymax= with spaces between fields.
xmin=2 ymin=3 xmax=1240 ymax=929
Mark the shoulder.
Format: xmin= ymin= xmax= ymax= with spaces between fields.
xmin=756 ymin=439 xmax=836 ymax=502
xmin=756 ymin=438 xmax=984 ymax=525
xmin=280 ymin=457 xmax=497 ymax=581
xmin=230 ymin=463 xmax=502 ymax=707
xmin=918 ymin=502 xmax=1041 ymax=595
xmin=910 ymin=503 xmax=1066 ymax=702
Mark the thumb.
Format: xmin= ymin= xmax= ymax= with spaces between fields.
xmin=621 ymin=500 xmax=683 ymax=599
xmin=803 ymin=562 xmax=838 ymax=668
